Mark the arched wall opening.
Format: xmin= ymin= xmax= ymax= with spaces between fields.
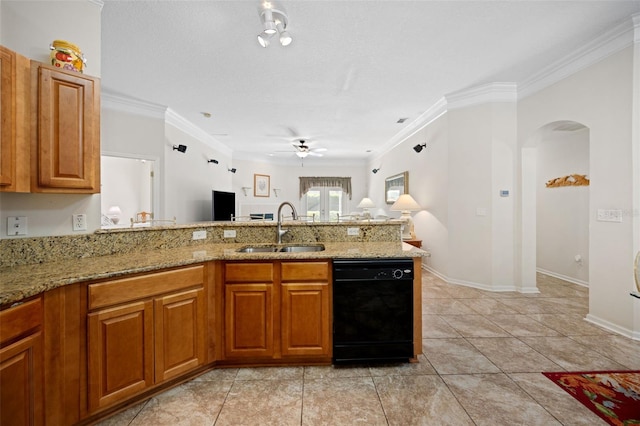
xmin=522 ymin=120 xmax=590 ymax=290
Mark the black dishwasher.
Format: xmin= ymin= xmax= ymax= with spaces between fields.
xmin=332 ymin=258 xmax=414 ymax=364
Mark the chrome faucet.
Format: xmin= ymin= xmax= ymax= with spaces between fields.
xmin=277 ymin=201 xmax=298 ymax=243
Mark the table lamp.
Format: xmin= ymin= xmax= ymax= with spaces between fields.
xmin=356 ymin=197 xmax=376 ymax=219
xmin=390 ymin=194 xmax=420 ymax=239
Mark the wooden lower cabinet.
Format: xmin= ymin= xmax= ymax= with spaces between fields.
xmin=88 ymin=300 xmax=154 ymax=411
xmin=87 ymin=265 xmax=207 ymax=413
xmin=0 ymin=297 xmax=44 ymax=426
xmin=223 ymin=260 xmax=331 ymax=362
xmin=281 ymin=282 xmax=330 ymax=357
xmin=154 ymin=288 xmax=206 ymax=382
xmin=224 ymin=283 xmax=274 ymax=358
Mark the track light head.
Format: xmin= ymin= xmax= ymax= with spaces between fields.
xmin=372 ymin=168 xmax=380 ymax=174
xmin=228 ymin=168 xmax=237 ymax=173
xmin=257 ymin=6 xmax=291 ymax=48
xmin=208 ymin=159 xmax=219 ymax=164
xmin=413 ymin=143 xmax=427 ymax=153
xmin=173 ymin=144 xmax=187 ymax=153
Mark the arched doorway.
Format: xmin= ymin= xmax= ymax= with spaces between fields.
xmin=521 ymin=120 xmax=590 ymax=290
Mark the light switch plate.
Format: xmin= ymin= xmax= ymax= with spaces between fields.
xmin=223 ymin=229 xmax=236 ymax=238
xmin=347 ymin=227 xmax=360 ymax=236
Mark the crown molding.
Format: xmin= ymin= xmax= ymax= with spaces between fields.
xmin=519 ymin=14 xmax=636 ymax=100
xmin=165 ymin=108 xmax=233 ymax=157
xmin=102 ymin=89 xmax=167 ymax=119
xmin=445 ymin=82 xmax=518 ymax=110
xmin=373 ymin=96 xmax=448 ymax=159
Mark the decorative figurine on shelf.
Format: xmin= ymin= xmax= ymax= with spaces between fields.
xmin=50 ymin=40 xmax=86 ymax=73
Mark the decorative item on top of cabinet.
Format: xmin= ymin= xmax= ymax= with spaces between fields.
xmin=0 ymin=46 xmax=30 ymax=192
xmin=0 ymin=296 xmax=44 ymax=425
xmin=31 ymin=61 xmax=100 ymax=193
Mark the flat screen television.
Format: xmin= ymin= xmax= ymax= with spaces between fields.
xmin=212 ymin=190 xmax=235 ymax=221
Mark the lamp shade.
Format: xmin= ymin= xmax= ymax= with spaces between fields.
xmin=357 ymin=197 xmax=375 ymax=209
xmin=390 ymin=194 xmax=420 ymax=212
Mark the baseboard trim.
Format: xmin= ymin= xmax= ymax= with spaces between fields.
xmin=423 ymin=265 xmax=538 ymax=293
xmin=536 ymin=268 xmax=589 ymax=287
xmin=585 ymin=313 xmax=640 ymax=341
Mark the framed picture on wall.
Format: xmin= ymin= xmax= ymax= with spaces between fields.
xmin=385 ymin=171 xmax=408 ymax=204
xmin=254 ymin=174 xmax=270 ymax=197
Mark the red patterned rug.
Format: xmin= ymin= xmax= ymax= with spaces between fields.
xmin=543 ymin=370 xmax=640 ymax=425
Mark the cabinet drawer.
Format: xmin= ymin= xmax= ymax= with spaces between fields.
xmin=281 ymin=261 xmax=329 ymax=282
xmin=0 ymin=297 xmax=42 ymax=344
xmin=88 ymin=265 xmax=204 ymax=310
xmin=225 ymin=263 xmax=274 ymax=283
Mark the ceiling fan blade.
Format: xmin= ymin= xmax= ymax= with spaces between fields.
xmin=309 ymin=152 xmax=324 ymax=157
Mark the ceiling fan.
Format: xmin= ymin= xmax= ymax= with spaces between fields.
xmin=292 ymin=139 xmax=326 ymax=158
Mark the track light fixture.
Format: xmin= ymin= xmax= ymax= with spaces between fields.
xmin=207 ymin=159 xmax=219 ymax=164
xmin=228 ymin=168 xmax=237 ymax=173
xmin=257 ymin=4 xmax=292 ymax=47
xmin=372 ymin=168 xmax=380 ymax=174
xmin=413 ymin=143 xmax=427 ymax=153
xmin=173 ymin=144 xmax=187 ymax=153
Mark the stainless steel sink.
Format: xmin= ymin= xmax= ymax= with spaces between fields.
xmin=279 ymin=244 xmax=325 ymax=252
xmin=236 ymin=244 xmax=325 ymax=253
xmin=236 ymin=246 xmax=278 ymax=253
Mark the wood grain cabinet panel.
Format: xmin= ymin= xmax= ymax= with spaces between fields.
xmin=32 ymin=62 xmax=100 ymax=193
xmin=0 ymin=45 xmax=30 ymax=192
xmin=222 ymin=260 xmax=331 ymax=362
xmin=154 ymin=288 xmax=206 ymax=382
xmin=281 ymin=283 xmax=330 ymax=357
xmin=87 ymin=265 xmax=206 ymax=413
xmin=0 ymin=297 xmax=44 ymax=426
xmin=87 ymin=300 xmax=154 ymax=412
xmin=224 ymin=283 xmax=274 ymax=358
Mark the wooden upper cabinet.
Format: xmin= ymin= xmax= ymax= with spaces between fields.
xmin=0 ymin=46 xmax=30 ymax=192
xmin=32 ymin=62 xmax=100 ymax=193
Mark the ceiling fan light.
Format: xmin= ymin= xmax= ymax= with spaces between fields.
xmin=296 ymin=151 xmax=309 ymax=158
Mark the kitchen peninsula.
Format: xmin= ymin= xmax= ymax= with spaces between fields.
xmin=0 ymin=220 xmax=426 ymax=425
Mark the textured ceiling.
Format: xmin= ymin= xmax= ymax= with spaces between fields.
xmin=101 ymin=0 xmax=640 ymax=164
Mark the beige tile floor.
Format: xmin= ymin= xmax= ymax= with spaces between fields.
xmin=98 ymin=272 xmax=640 ymax=425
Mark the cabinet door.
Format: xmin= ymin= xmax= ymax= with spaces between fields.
xmin=0 ymin=46 xmax=30 ymax=192
xmin=154 ymin=288 xmax=206 ymax=382
xmin=34 ymin=64 xmax=99 ymax=192
xmin=281 ymin=283 xmax=330 ymax=357
xmin=224 ymin=284 xmax=274 ymax=358
xmin=0 ymin=332 xmax=43 ymax=426
xmin=88 ymin=300 xmax=153 ymax=411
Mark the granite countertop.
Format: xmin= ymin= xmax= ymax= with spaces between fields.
xmin=0 ymin=241 xmax=424 ymax=306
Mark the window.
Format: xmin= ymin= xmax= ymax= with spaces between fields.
xmin=299 ymin=177 xmax=352 ymax=221
xmin=303 ymin=187 xmax=346 ymax=221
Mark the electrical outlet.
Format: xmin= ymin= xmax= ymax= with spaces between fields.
xmin=192 ymin=230 xmax=207 ymax=240
xmin=347 ymin=227 xmax=360 ymax=236
xmin=223 ymin=229 xmax=236 ymax=238
xmin=72 ymin=214 xmax=87 ymax=231
xmin=7 ymin=216 xmax=28 ymax=236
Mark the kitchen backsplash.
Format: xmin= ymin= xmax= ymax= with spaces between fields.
xmin=0 ymin=221 xmax=402 ymax=267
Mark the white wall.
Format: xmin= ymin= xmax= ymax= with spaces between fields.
xmin=536 ymin=127 xmax=589 ymax=285
xmin=519 ymin=46 xmax=636 ymax=334
xmin=164 ymin=123 xmax=233 ymax=224
xmin=0 ymin=0 xmax=103 ymax=238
